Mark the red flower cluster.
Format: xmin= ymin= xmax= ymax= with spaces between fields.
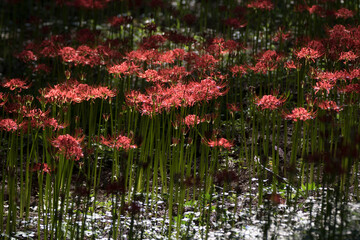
xmin=316 ymin=100 xmax=342 ymax=112
xmin=100 ymin=134 xmax=137 ymax=150
xmin=334 ymin=8 xmax=354 ymax=19
xmin=58 ymin=45 xmax=104 ymax=67
xmin=125 ymin=78 xmax=227 ymax=115
xmin=51 ymin=134 xmax=84 ymax=161
xmin=2 ymin=78 xmax=30 ymax=92
xmin=247 ymin=0 xmax=274 ymax=10
xmin=32 ymin=163 xmax=52 ymax=175
xmin=254 ymin=94 xmax=286 ymax=110
xmin=0 ymin=118 xmax=18 ymax=132
xmin=283 ymin=107 xmax=316 ymax=121
xmin=204 ymin=137 xmax=234 ymax=150
xmin=295 ymin=47 xmax=322 ymax=62
xmin=339 ymin=51 xmax=358 ymax=63
xmin=41 ymin=80 xmax=116 ymax=105
xmin=108 ymin=16 xmax=133 ymax=27
xmin=183 ymin=114 xmax=204 ymax=127
xmin=21 ymin=107 xmax=65 ymax=130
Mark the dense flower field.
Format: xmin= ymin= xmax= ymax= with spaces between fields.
xmin=1 ymin=0 xmax=360 ymax=239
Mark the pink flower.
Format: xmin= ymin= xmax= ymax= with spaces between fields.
xmin=255 ymin=94 xmax=286 ymax=110
xmin=0 ymin=119 xmax=18 ymax=132
xmin=204 ymin=137 xmax=234 ymax=150
xmin=283 ymin=107 xmax=316 ymax=121
xmin=51 ymin=134 xmax=84 ymax=160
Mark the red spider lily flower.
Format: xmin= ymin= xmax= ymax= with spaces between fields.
xmin=306 ymin=5 xmax=324 ymax=16
xmin=295 ymin=47 xmax=322 ymax=62
xmin=335 ymin=8 xmax=354 ymax=19
xmin=254 ymin=94 xmax=287 ymax=110
xmin=203 ymin=137 xmax=234 ymax=150
xmin=125 ymin=78 xmax=227 ymax=116
xmin=51 ymin=134 xmax=84 ymax=161
xmin=0 ymin=92 xmax=8 ymax=106
xmin=2 ymin=78 xmax=30 ymax=92
xmin=41 ymin=80 xmax=116 ymax=105
xmin=57 ymin=0 xmax=111 ymax=9
xmin=272 ymin=28 xmax=291 ymax=42
xmin=15 ymin=50 xmax=37 ymax=62
xmin=224 ymin=17 xmax=247 ymax=29
xmin=248 ymin=50 xmax=281 ymax=74
xmin=338 ymin=83 xmax=360 ymax=94
xmin=230 ymin=65 xmax=247 ymax=77
xmin=32 ymin=163 xmax=52 ymax=175
xmin=313 ymin=80 xmax=335 ymax=94
xmin=0 ymin=118 xmax=18 ymax=132
xmin=183 ymin=114 xmax=203 ymax=127
xmin=100 ymin=134 xmax=137 ymax=151
xmin=247 ymin=0 xmax=274 ymax=10
xmin=283 ymin=107 xmax=316 ymax=121
xmin=284 ymin=60 xmax=298 ymax=70
xmin=316 ymin=100 xmax=343 ymax=112
xmin=108 ymin=16 xmax=133 ymax=27
xmin=32 ymin=64 xmax=51 ymax=74
xmin=227 ymin=103 xmax=241 ymax=113
xmin=140 ymin=35 xmax=167 ymax=50
xmin=138 ymin=69 xmax=164 ymax=83
xmin=58 ymin=46 xmax=78 ymax=63
xmin=339 ymin=51 xmax=358 ymax=63
xmin=157 ymin=50 xmax=176 ymax=64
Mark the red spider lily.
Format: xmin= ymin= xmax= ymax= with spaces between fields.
xmin=295 ymin=47 xmax=322 ymax=62
xmin=223 ymin=17 xmax=247 ymax=29
xmin=107 ymin=62 xmax=139 ymax=77
xmin=100 ymin=134 xmax=137 ymax=151
xmin=56 ymin=0 xmax=111 ymax=9
xmin=284 ymin=60 xmax=298 ymax=70
xmin=2 ymin=78 xmax=30 ymax=92
xmin=339 ymin=51 xmax=358 ymax=63
xmin=316 ymin=100 xmax=343 ymax=112
xmin=0 ymin=92 xmax=8 ymax=106
xmin=15 ymin=50 xmax=37 ymax=62
xmin=58 ymin=47 xmax=78 ymax=63
xmin=248 ymin=50 xmax=281 ymax=74
xmin=21 ymin=107 xmax=65 ymax=130
xmin=138 ymin=69 xmax=164 ymax=83
xmin=338 ymin=83 xmax=360 ymax=94
xmin=51 ymin=134 xmax=84 ymax=161
xmin=165 ymin=31 xmax=196 ymax=45
xmin=254 ymin=94 xmax=287 ymax=110
xmin=227 ymin=103 xmax=241 ymax=114
xmin=157 ymin=66 xmax=190 ymax=83
xmin=272 ymin=28 xmax=291 ymax=42
xmin=0 ymin=118 xmax=18 ymax=132
xmin=230 ymin=65 xmax=247 ymax=77
xmin=283 ymin=107 xmax=316 ymax=121
xmin=183 ymin=114 xmax=204 ymax=127
xmin=306 ymin=5 xmax=324 ymax=17
xmin=125 ymin=78 xmax=227 ymax=116
xmin=108 ymin=16 xmax=133 ymax=27
xmin=140 ymin=35 xmax=167 ymax=50
xmin=41 ymin=80 xmax=116 ymax=105
xmin=157 ymin=50 xmax=176 ymax=64
xmin=313 ymin=80 xmax=335 ymax=94
xmin=32 ymin=163 xmax=52 ymax=175
xmin=194 ymin=54 xmax=219 ymax=72
xmin=203 ymin=137 xmax=234 ymax=151
xmin=247 ymin=0 xmax=274 ymax=10
xmin=32 ymin=64 xmax=51 ymax=74
xmin=335 ymin=8 xmax=354 ymax=19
